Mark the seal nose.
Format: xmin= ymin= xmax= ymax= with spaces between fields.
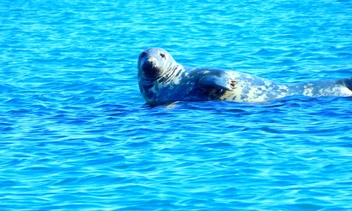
xmin=142 ymin=56 xmax=158 ymax=71
xmin=142 ymin=60 xmax=153 ymax=72
xmin=146 ymin=57 xmax=157 ymax=67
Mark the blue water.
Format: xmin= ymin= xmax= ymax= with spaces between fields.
xmin=1 ymin=0 xmax=352 ymax=210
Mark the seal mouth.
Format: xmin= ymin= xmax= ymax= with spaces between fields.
xmin=142 ymin=61 xmax=155 ymax=77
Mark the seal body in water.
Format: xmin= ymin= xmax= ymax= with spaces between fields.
xmin=138 ymin=48 xmax=352 ymax=105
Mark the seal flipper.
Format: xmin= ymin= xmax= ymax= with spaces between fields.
xmin=199 ymin=75 xmax=236 ymax=90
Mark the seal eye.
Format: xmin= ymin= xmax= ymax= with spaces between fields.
xmin=160 ymin=53 xmax=166 ymax=59
xmin=140 ymin=51 xmax=147 ymax=58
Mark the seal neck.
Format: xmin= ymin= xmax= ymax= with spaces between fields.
xmin=140 ymin=62 xmax=182 ymax=88
xmin=156 ymin=63 xmax=182 ymax=84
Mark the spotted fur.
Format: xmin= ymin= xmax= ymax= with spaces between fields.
xmin=138 ymin=48 xmax=352 ymax=105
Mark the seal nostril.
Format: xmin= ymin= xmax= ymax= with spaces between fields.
xmin=140 ymin=52 xmax=147 ymax=58
xmin=160 ymin=53 xmax=165 ymax=59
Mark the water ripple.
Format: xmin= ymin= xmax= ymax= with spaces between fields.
xmin=1 ymin=0 xmax=352 ymax=210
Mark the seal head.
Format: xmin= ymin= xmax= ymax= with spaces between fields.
xmin=138 ymin=48 xmax=178 ymax=80
xmin=138 ymin=48 xmax=183 ymax=104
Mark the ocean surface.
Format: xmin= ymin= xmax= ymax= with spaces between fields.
xmin=1 ymin=0 xmax=352 ymax=210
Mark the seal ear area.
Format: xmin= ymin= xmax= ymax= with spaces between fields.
xmin=159 ymin=52 xmax=166 ymax=59
xmin=199 ymin=75 xmax=236 ymax=91
xmin=154 ymin=48 xmax=175 ymax=61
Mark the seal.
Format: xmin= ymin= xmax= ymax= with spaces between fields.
xmin=138 ymin=48 xmax=352 ymax=105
